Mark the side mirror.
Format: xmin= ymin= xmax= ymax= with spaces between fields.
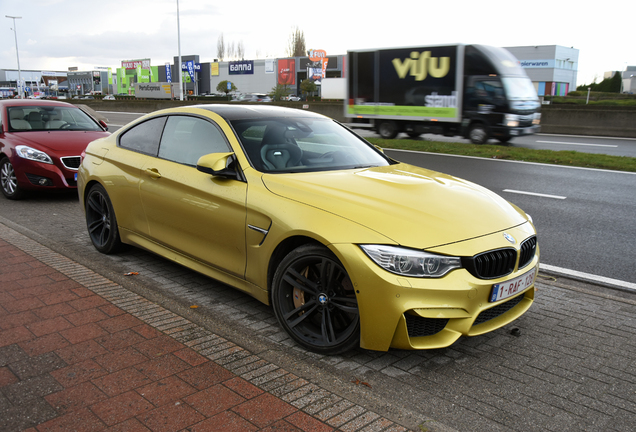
xmin=99 ymin=120 xmax=109 ymax=131
xmin=197 ymin=152 xmax=241 ymax=180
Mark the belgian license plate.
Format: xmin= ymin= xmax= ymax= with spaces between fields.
xmin=489 ymin=267 xmax=536 ymax=302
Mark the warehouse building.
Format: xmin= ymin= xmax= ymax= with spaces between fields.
xmin=504 ymin=45 xmax=579 ymax=96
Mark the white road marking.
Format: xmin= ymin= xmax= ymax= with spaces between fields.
xmin=540 ymin=263 xmax=636 ymax=292
xmin=537 ymin=133 xmax=636 ymax=141
xmin=503 ymin=189 xmax=566 ymax=199
xmin=536 ymin=140 xmax=618 ymax=148
xmin=385 ymin=149 xmax=636 ymax=175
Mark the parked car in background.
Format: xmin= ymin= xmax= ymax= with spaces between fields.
xmin=232 ymin=93 xmax=272 ymax=102
xmin=103 ymin=95 xmax=116 ymax=100
xmin=0 ymin=99 xmax=110 ymax=199
xmin=286 ymin=94 xmax=301 ymax=101
xmin=78 ymin=104 xmax=539 ymax=355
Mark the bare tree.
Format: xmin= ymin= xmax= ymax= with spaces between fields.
xmin=237 ymin=41 xmax=245 ymax=60
xmin=227 ymin=41 xmax=235 ymax=60
xmin=217 ymin=33 xmax=225 ymax=61
xmin=287 ymin=27 xmax=306 ymax=58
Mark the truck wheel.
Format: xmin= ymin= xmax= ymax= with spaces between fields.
xmin=377 ymin=121 xmax=398 ymax=139
xmin=468 ymin=124 xmax=488 ymax=144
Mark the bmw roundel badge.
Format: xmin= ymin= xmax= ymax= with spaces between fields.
xmin=503 ymin=232 xmax=516 ymax=244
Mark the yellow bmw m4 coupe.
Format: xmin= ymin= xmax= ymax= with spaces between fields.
xmin=78 ymin=105 xmax=539 ymax=355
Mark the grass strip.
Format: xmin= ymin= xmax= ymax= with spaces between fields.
xmin=366 ymin=138 xmax=636 ymax=173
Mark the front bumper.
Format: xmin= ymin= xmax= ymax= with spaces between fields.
xmin=494 ymin=124 xmax=541 ymax=139
xmin=12 ymin=156 xmax=79 ymax=190
xmin=333 ymin=226 xmax=539 ymax=352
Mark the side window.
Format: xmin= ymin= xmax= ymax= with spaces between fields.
xmin=119 ymin=117 xmax=166 ymax=156
xmin=158 ymin=116 xmax=230 ymax=166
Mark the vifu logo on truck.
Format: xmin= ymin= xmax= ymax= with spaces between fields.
xmin=392 ymin=51 xmax=451 ymax=81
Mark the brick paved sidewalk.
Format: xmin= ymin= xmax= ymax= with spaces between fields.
xmin=0 ymin=225 xmax=414 ymax=432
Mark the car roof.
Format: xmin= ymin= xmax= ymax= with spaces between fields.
xmin=0 ymin=99 xmax=78 ymax=108
xmin=193 ymin=104 xmax=326 ymax=122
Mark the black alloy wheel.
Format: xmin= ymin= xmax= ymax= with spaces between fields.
xmin=85 ymin=183 xmax=123 ymax=254
xmin=272 ymin=244 xmax=360 ymax=355
xmin=0 ymin=157 xmax=24 ymax=200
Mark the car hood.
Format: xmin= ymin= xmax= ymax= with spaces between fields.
xmin=261 ymin=163 xmax=528 ymax=248
xmin=7 ymin=131 xmax=110 ymax=154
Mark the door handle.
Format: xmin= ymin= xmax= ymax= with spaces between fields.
xmin=145 ymin=168 xmax=162 ymax=179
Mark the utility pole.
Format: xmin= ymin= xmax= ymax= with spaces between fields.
xmin=176 ymin=0 xmax=184 ymax=101
xmin=6 ymin=15 xmax=23 ymax=98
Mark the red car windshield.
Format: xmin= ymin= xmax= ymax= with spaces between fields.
xmin=7 ymin=106 xmax=102 ymax=132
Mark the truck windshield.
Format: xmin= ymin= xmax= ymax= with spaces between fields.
xmin=501 ymin=77 xmax=538 ymax=100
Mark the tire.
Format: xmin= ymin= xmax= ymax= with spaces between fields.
xmin=271 ymin=244 xmax=360 ymax=355
xmin=377 ymin=121 xmax=398 ymax=139
xmin=468 ymin=123 xmax=489 ymax=144
xmin=85 ymin=183 xmax=123 ymax=254
xmin=0 ymin=157 xmax=24 ymax=200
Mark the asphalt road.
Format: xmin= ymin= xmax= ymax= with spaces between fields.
xmin=354 ymin=128 xmax=636 ymax=157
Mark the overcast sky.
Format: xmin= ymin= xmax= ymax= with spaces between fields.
xmin=2 ymin=0 xmax=633 ymax=86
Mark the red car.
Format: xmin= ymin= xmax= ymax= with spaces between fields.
xmin=0 ymin=99 xmax=110 ymax=199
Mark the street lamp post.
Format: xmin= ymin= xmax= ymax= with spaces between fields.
xmin=176 ymin=0 xmax=184 ymax=101
xmin=6 ymin=15 xmax=23 ymax=99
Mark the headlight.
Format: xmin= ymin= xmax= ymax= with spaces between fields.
xmin=504 ymin=114 xmax=519 ymax=128
xmin=532 ymin=112 xmax=541 ymax=125
xmin=360 ymin=245 xmax=461 ymax=278
xmin=15 ymin=145 xmax=53 ymax=164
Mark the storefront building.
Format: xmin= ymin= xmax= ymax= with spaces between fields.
xmin=0 ymin=69 xmax=68 ymax=98
xmin=67 ymin=70 xmax=112 ymax=96
xmin=504 ymin=45 xmax=579 ymax=96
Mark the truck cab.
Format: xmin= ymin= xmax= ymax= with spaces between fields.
xmin=462 ymin=45 xmax=541 ymax=144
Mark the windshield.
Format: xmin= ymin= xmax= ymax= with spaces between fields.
xmin=231 ymin=117 xmax=391 ymax=173
xmin=7 ymin=105 xmax=102 ymax=132
xmin=501 ymin=77 xmax=539 ymax=100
